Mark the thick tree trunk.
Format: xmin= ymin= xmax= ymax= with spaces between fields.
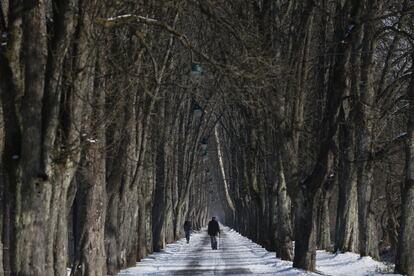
xmin=72 ymin=86 xmax=106 ymax=276
xmin=42 ymin=2 xmax=77 ymax=274
xmin=105 ymin=193 xmax=120 ymax=274
xmin=107 ymin=93 xmax=139 ymax=272
xmin=1 ymin=1 xmax=51 ymax=274
xmin=316 ymin=194 xmax=331 ymax=250
xmin=51 ymin=166 xmax=78 ymax=275
xmin=73 ymin=153 xmax=107 ymax=275
xmin=316 ymin=176 xmax=334 ymax=250
xmin=164 ymin=135 xmax=175 ymax=244
xmin=268 ymin=181 xmax=278 ymax=251
xmin=0 ymin=164 xmax=3 ymax=276
xmin=152 ymin=141 xmax=167 ymax=252
xmin=335 ymin=110 xmax=359 ymax=253
xmin=135 ymin=123 xmax=155 ymax=262
xmin=42 ymin=0 xmax=77 ymax=174
xmin=356 ymin=7 xmax=380 ymax=258
xmin=334 ymin=19 xmax=364 ymax=253
xmin=384 ymin=170 xmax=399 ymax=254
xmin=0 ymin=119 xmax=5 ymax=273
xmin=395 ymin=54 xmax=414 ymax=276
xmin=2 ymin=174 xmax=11 ymax=276
xmin=275 ymin=155 xmax=293 ymax=260
xmin=294 ymin=188 xmax=317 ymax=270
xmin=357 ymin=161 xmax=378 ymax=258
xmin=104 ymin=92 xmax=134 ymax=274
xmin=118 ymin=188 xmax=140 ymax=269
xmin=136 ymin=196 xmax=147 ymax=260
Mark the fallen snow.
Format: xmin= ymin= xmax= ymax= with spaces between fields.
xmin=117 ymin=226 xmax=399 ymax=275
xmin=118 ymin=226 xmax=311 ymax=275
xmin=316 ymin=251 xmax=397 ymax=276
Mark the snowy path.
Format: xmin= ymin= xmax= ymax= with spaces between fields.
xmin=118 ymin=226 xmax=396 ymax=276
xmin=118 ymin=226 xmax=312 ymax=275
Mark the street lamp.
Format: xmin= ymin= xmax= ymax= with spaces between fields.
xmin=194 ymin=104 xmax=203 ymax=117
xmin=191 ymin=62 xmax=203 ymax=76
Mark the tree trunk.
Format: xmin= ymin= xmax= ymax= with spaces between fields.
xmin=335 ymin=109 xmax=359 ymax=253
xmin=2 ymin=173 xmax=11 ymax=276
xmin=0 ymin=162 xmax=3 ymax=276
xmin=152 ymin=140 xmax=167 ymax=252
xmin=215 ymin=125 xmax=236 ymax=213
xmin=72 ymin=83 xmax=106 ymax=276
xmin=164 ymin=126 xmax=176 ymax=244
xmin=356 ymin=5 xmax=380 ymax=258
xmin=316 ymin=194 xmax=331 ymax=250
xmin=105 ymin=193 xmax=120 ymax=274
xmin=395 ymin=53 xmax=414 ymax=276
xmin=104 ymin=91 xmax=134 ymax=274
xmin=275 ymin=154 xmax=293 ymax=260
xmin=0 ymin=4 xmax=17 ymax=276
xmin=294 ymin=188 xmax=317 ymax=270
xmin=0 ymin=1 xmax=50 ymax=274
xmin=316 ymin=176 xmax=334 ymax=250
xmin=268 ymin=179 xmax=278 ymax=251
xmin=136 ymin=196 xmax=147 ymax=260
xmin=43 ymin=0 xmax=78 ymax=272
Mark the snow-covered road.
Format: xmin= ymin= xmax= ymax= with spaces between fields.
xmin=117 ymin=226 xmax=396 ymax=276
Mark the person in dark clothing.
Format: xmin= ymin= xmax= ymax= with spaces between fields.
xmin=184 ymin=220 xmax=192 ymax=243
xmin=207 ymin=217 xmax=220 ymax=249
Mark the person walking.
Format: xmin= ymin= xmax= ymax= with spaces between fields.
xmin=207 ymin=217 xmax=220 ymax=250
xmin=184 ymin=220 xmax=192 ymax=244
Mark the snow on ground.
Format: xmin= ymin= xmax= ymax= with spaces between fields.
xmin=117 ymin=226 xmax=399 ymax=276
xmin=316 ymin=251 xmax=397 ymax=276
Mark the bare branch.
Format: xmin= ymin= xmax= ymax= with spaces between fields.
xmin=97 ymin=14 xmax=224 ymax=69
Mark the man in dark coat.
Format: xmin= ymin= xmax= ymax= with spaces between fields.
xmin=184 ymin=220 xmax=192 ymax=243
xmin=207 ymin=217 xmax=220 ymax=249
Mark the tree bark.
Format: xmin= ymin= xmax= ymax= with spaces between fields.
xmin=0 ymin=159 xmax=3 ymax=276
xmin=72 ymin=69 xmax=106 ymax=276
xmin=275 ymin=154 xmax=293 ymax=260
xmin=152 ymin=138 xmax=166 ymax=252
xmin=316 ymin=176 xmax=334 ymax=250
xmin=356 ymin=3 xmax=380 ymax=258
xmin=104 ymin=76 xmax=138 ymax=273
xmin=335 ymin=109 xmax=359 ymax=253
xmin=43 ymin=0 xmax=78 ymax=273
xmin=395 ymin=53 xmax=414 ymax=276
xmin=0 ymin=1 xmax=50 ymax=274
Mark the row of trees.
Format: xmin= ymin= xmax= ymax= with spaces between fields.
xmin=0 ymin=0 xmax=414 ymax=276
xmin=0 ymin=1 xmax=217 ymax=275
xmin=203 ymin=0 xmax=414 ymax=275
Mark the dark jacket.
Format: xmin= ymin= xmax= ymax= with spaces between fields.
xmin=184 ymin=221 xmax=191 ymax=232
xmin=207 ymin=220 xmax=220 ymax=236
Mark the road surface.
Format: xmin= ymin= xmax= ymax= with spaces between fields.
xmin=118 ymin=226 xmax=313 ymax=275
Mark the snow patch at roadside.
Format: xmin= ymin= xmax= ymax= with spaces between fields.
xmin=316 ymin=250 xmax=397 ymax=276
